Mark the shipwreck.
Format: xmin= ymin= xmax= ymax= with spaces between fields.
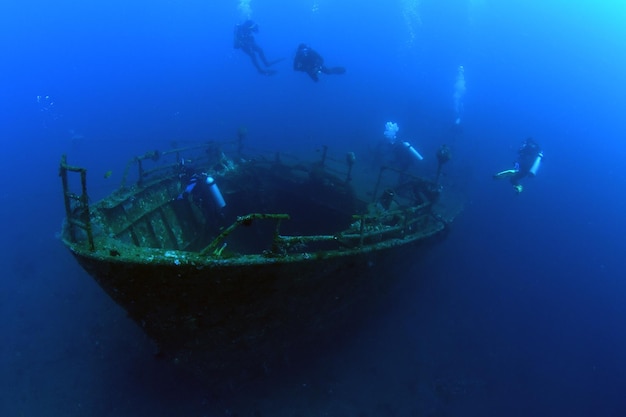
xmin=59 ymin=139 xmax=460 ymax=380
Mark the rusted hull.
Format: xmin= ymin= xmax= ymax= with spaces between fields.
xmin=60 ymin=144 xmax=460 ymax=382
xmin=70 ymin=230 xmax=446 ymax=379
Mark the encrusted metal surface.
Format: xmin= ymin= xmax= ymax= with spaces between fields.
xmin=60 ymin=144 xmax=460 ymax=380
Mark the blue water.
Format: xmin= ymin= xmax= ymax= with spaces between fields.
xmin=2 ymin=0 xmax=626 ymax=415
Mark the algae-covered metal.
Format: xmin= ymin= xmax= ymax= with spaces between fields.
xmin=59 ymin=141 xmax=460 ymax=379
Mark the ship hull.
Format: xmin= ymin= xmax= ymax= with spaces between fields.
xmin=59 ymin=144 xmax=459 ymax=382
xmin=70 ymin=230 xmax=445 ymax=379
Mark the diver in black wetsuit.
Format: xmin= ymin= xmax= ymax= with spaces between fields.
xmin=233 ymin=20 xmax=281 ymax=76
xmin=493 ymin=137 xmax=544 ymax=194
xmin=293 ymin=43 xmax=346 ymax=82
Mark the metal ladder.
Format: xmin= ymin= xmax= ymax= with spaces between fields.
xmin=59 ymin=155 xmax=95 ymax=251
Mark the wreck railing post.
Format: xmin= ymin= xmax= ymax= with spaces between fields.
xmin=319 ymin=145 xmax=328 ymax=166
xmin=60 ymin=155 xmax=75 ymax=242
xmin=402 ymin=208 xmax=410 ymax=236
xmin=79 ymin=169 xmax=95 ymax=251
xmin=137 ymin=159 xmax=144 ymax=187
xmin=359 ymin=214 xmax=366 ymax=247
xmin=271 ymin=218 xmax=284 ymax=254
xmin=372 ymin=166 xmax=385 ymax=203
xmin=59 ymin=155 xmax=95 ymax=251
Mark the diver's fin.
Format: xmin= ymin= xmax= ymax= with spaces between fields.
xmin=268 ymin=58 xmax=285 ymax=66
xmin=493 ymin=169 xmax=518 ymax=180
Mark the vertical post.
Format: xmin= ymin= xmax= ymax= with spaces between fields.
xmin=319 ymin=145 xmax=328 ymax=166
xmin=80 ymin=169 xmax=95 ymax=251
xmin=59 ymin=155 xmax=95 ymax=251
xmin=371 ymin=167 xmax=385 ymax=203
xmin=137 ymin=159 xmax=144 ymax=187
xmin=345 ymin=152 xmax=355 ymax=183
xmin=272 ymin=218 xmax=283 ymax=254
xmin=359 ymin=215 xmax=365 ymax=247
xmin=59 ymin=155 xmax=76 ymax=242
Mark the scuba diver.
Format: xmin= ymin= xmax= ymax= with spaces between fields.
xmin=176 ymin=173 xmax=226 ymax=213
xmin=175 ymin=171 xmax=227 ymax=242
xmin=233 ymin=20 xmax=281 ymax=75
xmin=176 ymin=168 xmax=227 ymax=216
xmin=493 ymin=137 xmax=544 ymax=194
xmin=293 ymin=44 xmax=346 ymax=82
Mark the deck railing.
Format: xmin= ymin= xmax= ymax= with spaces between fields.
xmin=59 ymin=155 xmax=95 ymax=251
xmin=198 ymin=201 xmax=435 ymax=259
xmin=60 ymin=142 xmax=442 ymax=255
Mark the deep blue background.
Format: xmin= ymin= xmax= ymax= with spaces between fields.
xmin=2 ymin=0 xmax=626 ymax=415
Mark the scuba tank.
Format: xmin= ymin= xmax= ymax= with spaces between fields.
xmin=529 ymin=151 xmax=543 ymax=176
xmin=402 ymin=141 xmax=424 ymax=161
xmin=206 ymin=176 xmax=226 ymax=209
